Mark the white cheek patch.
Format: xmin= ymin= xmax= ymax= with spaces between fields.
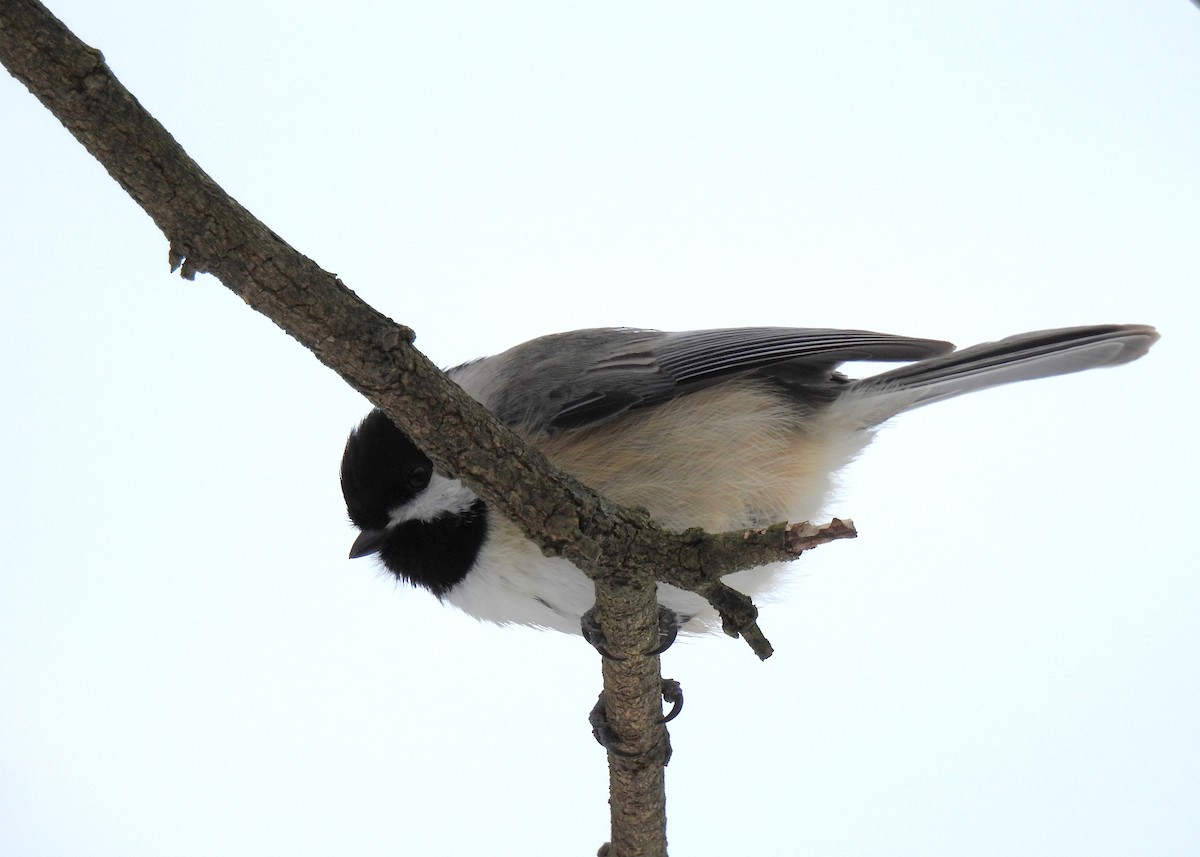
xmin=388 ymin=474 xmax=479 ymax=525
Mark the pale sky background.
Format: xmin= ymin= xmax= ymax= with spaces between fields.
xmin=2 ymin=2 xmax=1197 ymax=855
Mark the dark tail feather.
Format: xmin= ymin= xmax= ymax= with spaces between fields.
xmin=846 ymin=324 xmax=1158 ymax=423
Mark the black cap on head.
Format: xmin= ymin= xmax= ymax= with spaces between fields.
xmin=340 ymin=410 xmax=433 ymax=533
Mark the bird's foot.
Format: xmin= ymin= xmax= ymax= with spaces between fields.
xmin=588 ymin=678 xmax=683 ymax=765
xmin=580 ymin=605 xmax=680 ymax=660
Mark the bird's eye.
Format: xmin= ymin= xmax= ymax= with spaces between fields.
xmin=406 ymin=463 xmax=432 ymax=492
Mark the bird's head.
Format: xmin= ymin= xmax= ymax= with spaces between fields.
xmin=340 ymin=409 xmax=487 ymax=597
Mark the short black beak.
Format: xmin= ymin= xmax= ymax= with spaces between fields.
xmin=349 ymin=528 xmax=388 ymax=559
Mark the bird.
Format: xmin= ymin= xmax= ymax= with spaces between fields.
xmin=340 ymin=324 xmax=1157 ymax=637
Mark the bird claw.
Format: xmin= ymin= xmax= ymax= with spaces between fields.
xmin=659 ymin=677 xmax=683 ymax=724
xmin=589 ymin=678 xmax=683 ymax=765
xmin=580 ymin=607 xmax=621 ymax=660
xmin=588 ymin=695 xmax=641 ymax=758
xmin=644 ymin=610 xmax=680 ymax=657
xmin=580 ymin=605 xmax=681 ymax=660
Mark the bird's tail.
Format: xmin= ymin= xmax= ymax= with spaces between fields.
xmin=842 ymin=324 xmax=1158 ymax=426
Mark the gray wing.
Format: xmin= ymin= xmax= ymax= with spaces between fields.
xmin=454 ymin=327 xmax=954 ymax=435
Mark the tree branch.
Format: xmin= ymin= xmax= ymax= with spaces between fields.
xmin=1 ymin=3 xmax=856 ymax=853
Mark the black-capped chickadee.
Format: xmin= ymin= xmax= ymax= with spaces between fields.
xmin=341 ymin=324 xmax=1157 ymax=635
